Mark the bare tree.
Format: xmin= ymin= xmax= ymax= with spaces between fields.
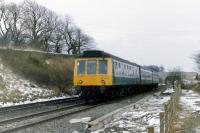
xmin=58 ymin=16 xmax=94 ymax=55
xmin=0 ymin=0 xmax=4 ymax=39
xmin=58 ymin=16 xmax=75 ymax=54
xmin=72 ymin=28 xmax=94 ymax=54
xmin=52 ymin=21 xmax=64 ymax=53
xmin=194 ymin=52 xmax=200 ymax=72
xmin=0 ymin=1 xmax=10 ymax=45
xmin=21 ymin=0 xmax=47 ymax=49
xmin=7 ymin=3 xmax=25 ymax=47
xmin=0 ymin=1 xmax=26 ymax=48
xmin=165 ymin=67 xmax=184 ymax=88
xmin=41 ymin=10 xmax=59 ymax=51
xmin=0 ymin=0 xmax=95 ymax=53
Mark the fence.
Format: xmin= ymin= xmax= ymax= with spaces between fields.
xmin=160 ymin=82 xmax=182 ymax=133
xmin=147 ymin=82 xmax=182 ymax=133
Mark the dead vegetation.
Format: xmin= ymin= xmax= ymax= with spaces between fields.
xmin=0 ymin=49 xmax=75 ymax=95
xmin=181 ymin=114 xmax=200 ymax=132
xmin=182 ymin=82 xmax=200 ymax=92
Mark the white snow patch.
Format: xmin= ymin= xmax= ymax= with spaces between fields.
xmin=182 ymin=79 xmax=200 ymax=85
xmin=93 ymin=88 xmax=200 ymax=133
xmin=179 ymin=90 xmax=200 ymax=116
xmin=0 ymin=95 xmax=71 ymax=107
xmin=93 ymin=93 xmax=170 ymax=133
xmin=0 ymin=57 xmax=71 ymax=107
xmin=162 ymin=88 xmax=174 ymax=94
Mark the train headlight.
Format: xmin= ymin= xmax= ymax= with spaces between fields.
xmin=101 ymin=80 xmax=106 ymax=85
xmin=79 ymin=80 xmax=83 ymax=84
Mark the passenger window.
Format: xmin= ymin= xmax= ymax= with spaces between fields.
xmin=114 ymin=62 xmax=117 ymax=69
xmin=87 ymin=60 xmax=97 ymax=74
xmin=77 ymin=60 xmax=85 ymax=74
xmin=99 ymin=60 xmax=108 ymax=74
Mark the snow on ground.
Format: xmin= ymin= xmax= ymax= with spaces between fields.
xmin=0 ymin=95 xmax=71 ymax=107
xmin=0 ymin=57 xmax=70 ymax=107
xmin=178 ymin=89 xmax=200 ymax=132
xmin=179 ymin=90 xmax=200 ymax=117
xmin=93 ymin=89 xmax=173 ymax=133
xmin=182 ymin=79 xmax=200 ymax=86
xmin=93 ymin=87 xmax=200 ymax=133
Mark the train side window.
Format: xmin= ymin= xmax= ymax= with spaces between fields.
xmin=77 ymin=60 xmax=85 ymax=74
xmin=114 ymin=61 xmax=117 ymax=69
xmin=99 ymin=60 xmax=108 ymax=74
xmin=87 ymin=60 xmax=97 ymax=74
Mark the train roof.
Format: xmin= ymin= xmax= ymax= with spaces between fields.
xmin=80 ymin=50 xmax=159 ymax=73
xmin=81 ymin=50 xmax=140 ymax=67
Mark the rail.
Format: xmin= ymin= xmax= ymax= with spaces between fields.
xmin=0 ymin=96 xmax=81 ymax=113
xmin=0 ymin=97 xmax=102 ymax=133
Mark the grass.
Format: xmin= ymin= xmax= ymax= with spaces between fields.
xmin=0 ymin=87 xmax=56 ymax=103
xmin=182 ymin=83 xmax=200 ymax=92
xmin=181 ymin=114 xmax=200 ymax=132
xmin=0 ymin=49 xmax=75 ymax=95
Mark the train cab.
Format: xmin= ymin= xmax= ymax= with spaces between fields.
xmin=73 ymin=52 xmax=113 ymax=87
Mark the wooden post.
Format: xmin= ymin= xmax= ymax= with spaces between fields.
xmin=164 ymin=103 xmax=168 ymax=133
xmin=160 ymin=112 xmax=165 ymax=133
xmin=147 ymin=127 xmax=154 ymax=133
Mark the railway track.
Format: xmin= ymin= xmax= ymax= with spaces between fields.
xmin=0 ymin=102 xmax=101 ymax=133
xmin=0 ymin=96 xmax=81 ymax=113
xmin=0 ymin=88 xmax=164 ymax=133
xmin=0 ymin=98 xmax=100 ymax=133
xmin=0 ymin=97 xmax=84 ymax=124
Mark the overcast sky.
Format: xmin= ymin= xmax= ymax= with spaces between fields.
xmin=6 ymin=0 xmax=200 ymax=72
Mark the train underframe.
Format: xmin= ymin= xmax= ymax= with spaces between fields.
xmin=77 ymin=83 xmax=158 ymax=101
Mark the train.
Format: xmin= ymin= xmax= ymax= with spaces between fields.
xmin=73 ymin=50 xmax=159 ymax=100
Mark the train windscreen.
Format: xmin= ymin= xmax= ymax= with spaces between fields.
xmin=99 ymin=60 xmax=107 ymax=74
xmin=77 ymin=60 xmax=86 ymax=74
xmin=87 ymin=60 xmax=97 ymax=74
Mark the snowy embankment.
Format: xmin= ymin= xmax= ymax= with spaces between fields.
xmin=93 ymin=89 xmax=173 ymax=133
xmin=180 ymin=90 xmax=200 ymax=113
xmin=0 ymin=58 xmax=69 ymax=107
xmin=93 ymin=86 xmax=200 ymax=133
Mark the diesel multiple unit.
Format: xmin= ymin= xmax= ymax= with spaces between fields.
xmin=74 ymin=50 xmax=159 ymax=99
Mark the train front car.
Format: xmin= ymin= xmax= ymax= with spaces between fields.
xmin=73 ymin=50 xmax=159 ymax=100
xmin=73 ymin=50 xmax=113 ymax=99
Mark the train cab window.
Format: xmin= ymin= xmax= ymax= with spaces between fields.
xmin=77 ymin=60 xmax=85 ymax=74
xmin=87 ymin=60 xmax=97 ymax=74
xmin=99 ymin=60 xmax=108 ymax=74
